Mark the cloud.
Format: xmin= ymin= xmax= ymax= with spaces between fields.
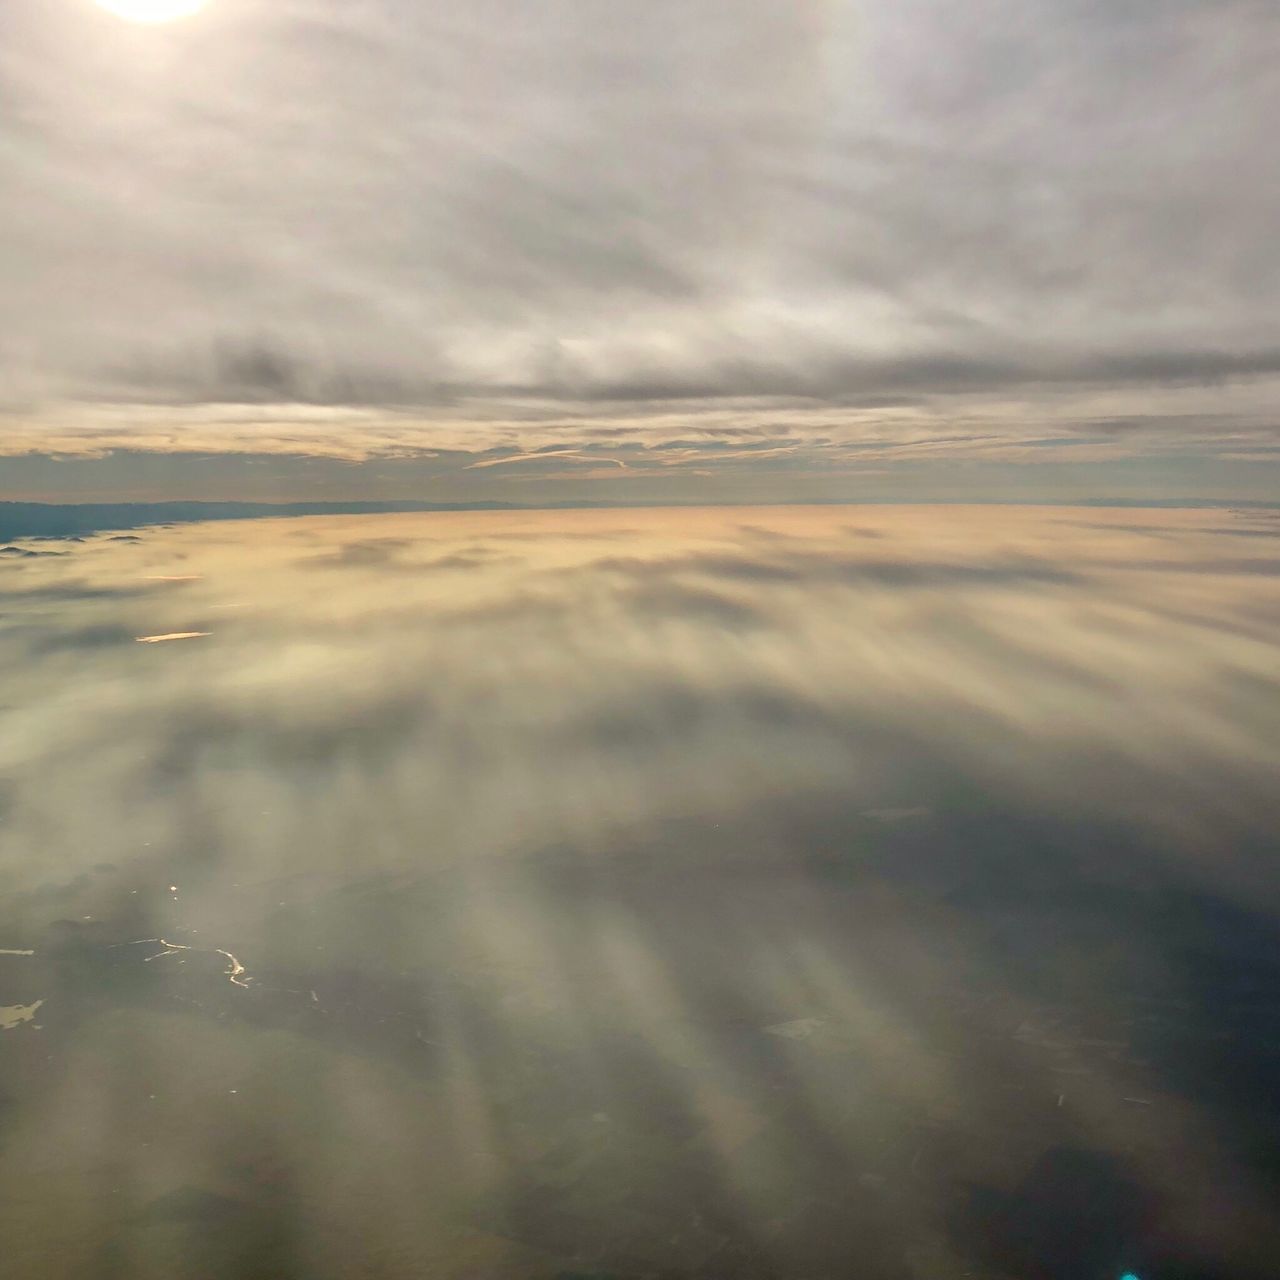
xmin=3 ymin=505 xmax=1280 ymax=1273
xmin=591 ymin=549 xmax=1082 ymax=590
xmin=621 ymin=579 xmax=778 ymax=632
xmin=0 ymin=545 xmax=62 ymax=558
xmin=0 ymin=0 xmax=1278 ymax=494
xmin=2 ymin=376 xmax=1278 ymax=506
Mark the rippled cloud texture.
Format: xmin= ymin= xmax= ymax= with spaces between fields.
xmin=2 ymin=506 xmax=1279 ymax=1277
xmin=2 ymin=1 xmax=1278 ymax=498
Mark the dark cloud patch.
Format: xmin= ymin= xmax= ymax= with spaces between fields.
xmin=622 ymin=580 xmax=777 ymax=632
xmin=1104 ymin=557 xmax=1280 ymax=577
xmin=7 ymin=623 xmax=139 ymax=656
xmin=524 ymin=347 xmax=1280 ymax=405
xmin=146 ymin=695 xmax=436 ymax=790
xmin=427 ymin=550 xmax=517 ymax=570
xmin=593 ymin=551 xmax=1081 ymax=591
xmin=0 ymin=500 xmax=526 ymax=542
xmin=102 ymin=345 xmax=1280 ymax=410
xmin=548 ymin=679 xmax=849 ymax=760
xmin=304 ymin=540 xmax=515 ymax=573
xmin=434 ymin=590 xmax=576 ymax=629
xmin=302 ymin=538 xmax=420 ymax=571
xmin=0 ymin=581 xmax=160 ymax=603
xmin=1062 ymin=519 xmax=1280 ymax=540
xmin=0 ymin=545 xmax=62 ymax=558
xmin=1199 ymin=528 xmax=1280 ymax=540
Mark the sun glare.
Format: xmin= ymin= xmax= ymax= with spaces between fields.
xmin=95 ymin=0 xmax=207 ymax=22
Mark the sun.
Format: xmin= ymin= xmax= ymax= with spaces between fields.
xmin=95 ymin=0 xmax=207 ymax=22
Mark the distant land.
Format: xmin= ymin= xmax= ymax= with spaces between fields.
xmin=1 ymin=497 xmax=1277 ymax=542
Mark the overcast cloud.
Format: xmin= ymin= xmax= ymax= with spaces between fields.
xmin=1 ymin=0 xmax=1277 ymax=493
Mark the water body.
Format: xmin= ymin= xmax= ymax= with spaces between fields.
xmin=1 ymin=505 xmax=1278 ymax=1280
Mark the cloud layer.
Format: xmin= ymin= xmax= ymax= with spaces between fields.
xmin=2 ymin=506 xmax=1280 ymax=1275
xmin=1 ymin=0 xmax=1278 ymax=491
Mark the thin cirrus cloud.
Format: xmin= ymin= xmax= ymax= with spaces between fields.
xmin=0 ymin=0 xmax=1278 ymax=495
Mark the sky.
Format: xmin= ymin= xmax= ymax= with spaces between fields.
xmin=1 ymin=0 xmax=1278 ymax=503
